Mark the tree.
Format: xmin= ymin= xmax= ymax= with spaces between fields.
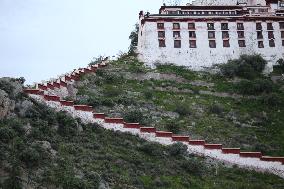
xmin=128 ymin=23 xmax=139 ymax=55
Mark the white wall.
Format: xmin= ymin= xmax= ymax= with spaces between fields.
xmin=138 ymin=20 xmax=284 ymax=71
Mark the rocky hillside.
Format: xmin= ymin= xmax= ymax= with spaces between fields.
xmin=1 ymin=63 xmax=284 ymax=188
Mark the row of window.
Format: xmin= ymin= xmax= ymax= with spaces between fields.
xmin=158 ymin=39 xmax=284 ymax=48
xmin=166 ymin=10 xmax=237 ymax=16
xmin=157 ymin=30 xmax=284 ymax=40
xmin=157 ymin=22 xmax=284 ymax=30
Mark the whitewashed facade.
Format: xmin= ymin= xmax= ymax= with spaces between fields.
xmin=138 ymin=0 xmax=284 ymax=71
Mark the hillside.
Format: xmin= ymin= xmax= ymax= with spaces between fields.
xmin=1 ymin=65 xmax=284 ymax=188
xmin=73 ymin=54 xmax=284 ymax=157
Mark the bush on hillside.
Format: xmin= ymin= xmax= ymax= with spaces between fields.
xmin=209 ymin=104 xmax=224 ymax=115
xmin=167 ymin=142 xmax=188 ymax=156
xmin=123 ymin=110 xmax=144 ymax=123
xmin=220 ymin=55 xmax=267 ymax=79
xmin=164 ymin=119 xmax=181 ymax=134
xmin=260 ymin=93 xmax=283 ymax=107
xmin=234 ymin=79 xmax=273 ymax=95
xmin=174 ymin=103 xmax=191 ymax=116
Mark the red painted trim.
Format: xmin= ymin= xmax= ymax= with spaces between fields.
xmin=38 ymin=84 xmax=47 ymax=90
xmin=71 ymin=75 xmax=80 ymax=81
xmin=53 ymin=82 xmax=60 ymax=88
xmin=60 ymin=100 xmax=74 ymax=106
xmin=65 ymin=76 xmax=72 ymax=81
xmin=260 ymin=156 xmax=284 ymax=163
xmin=73 ymin=105 xmax=93 ymax=112
xmin=93 ymin=113 xmax=105 ymax=119
xmin=60 ymin=81 xmax=67 ymax=87
xmin=155 ymin=131 xmax=173 ymax=137
xmin=188 ymin=140 xmax=205 ymax=145
xmin=44 ymin=95 xmax=60 ymax=102
xmin=204 ymin=144 xmax=222 ymax=149
xmin=142 ymin=16 xmax=284 ymax=23
xmin=90 ymin=66 xmax=97 ymax=72
xmin=240 ymin=152 xmax=262 ymax=158
xmin=140 ymin=127 xmax=156 ymax=133
xmin=24 ymin=89 xmax=41 ymax=95
xmin=172 ymin=135 xmax=190 ymax=142
xmin=222 ymin=148 xmax=240 ymax=154
xmin=156 ymin=131 xmax=173 ymax=138
xmin=84 ymin=68 xmax=92 ymax=73
xmin=47 ymin=83 xmax=54 ymax=90
xmin=124 ymin=123 xmax=140 ymax=129
xmin=104 ymin=117 xmax=124 ymax=124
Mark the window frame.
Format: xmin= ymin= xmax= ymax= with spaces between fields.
xmin=173 ymin=31 xmax=181 ymax=38
xmin=188 ymin=23 xmax=195 ymax=30
xmin=237 ymin=23 xmax=244 ymax=30
xmin=222 ymin=31 xmax=229 ymax=39
xmin=173 ymin=23 xmax=180 ymax=30
xmin=258 ymin=41 xmax=264 ymax=48
xmin=223 ymin=40 xmax=230 ymax=47
xmin=158 ymin=31 xmax=165 ymax=38
xmin=189 ymin=31 xmax=196 ymax=38
xmin=158 ymin=39 xmax=166 ymax=47
xmin=269 ymin=39 xmax=275 ymax=47
xmin=268 ymin=31 xmax=274 ymax=39
xmin=221 ymin=23 xmax=229 ymax=30
xmin=174 ymin=40 xmax=181 ymax=48
xmin=209 ymin=40 xmax=216 ymax=48
xmin=208 ymin=31 xmax=215 ymax=39
xmin=238 ymin=40 xmax=246 ymax=47
xmin=157 ymin=23 xmax=164 ymax=30
xmin=256 ymin=22 xmax=262 ymax=30
xmin=237 ymin=31 xmax=245 ymax=38
xmin=207 ymin=23 xmax=215 ymax=30
xmin=189 ymin=40 xmax=197 ymax=48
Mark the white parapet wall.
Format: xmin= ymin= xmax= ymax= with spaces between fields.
xmin=27 ymin=93 xmax=284 ymax=179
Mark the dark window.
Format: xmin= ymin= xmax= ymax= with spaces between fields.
xmin=237 ymin=31 xmax=245 ymax=38
xmin=207 ymin=23 xmax=214 ymax=30
xmin=222 ymin=31 xmax=229 ymax=39
xmin=158 ymin=31 xmax=165 ymax=38
xmin=269 ymin=39 xmax=275 ymax=47
xmin=267 ymin=23 xmax=273 ymax=30
xmin=173 ymin=31 xmax=181 ymax=38
xmin=173 ymin=23 xmax=180 ymax=29
xmin=159 ymin=40 xmax=166 ymax=47
xmin=189 ymin=40 xmax=197 ymax=48
xmin=282 ymin=40 xmax=284 ymax=46
xmin=238 ymin=40 xmax=246 ymax=47
xmin=188 ymin=23 xmax=195 ymax=29
xmin=268 ymin=31 xmax=274 ymax=39
xmin=256 ymin=23 xmax=262 ymax=30
xmin=237 ymin=23 xmax=244 ymax=30
xmin=221 ymin=23 xmax=229 ymax=30
xmin=189 ymin=31 xmax=196 ymax=38
xmin=280 ymin=22 xmax=284 ymax=29
xmin=209 ymin=40 xmax=216 ymax=48
xmin=281 ymin=31 xmax=284 ymax=38
xmin=208 ymin=31 xmax=215 ymax=39
xmin=258 ymin=41 xmax=264 ymax=48
xmin=257 ymin=31 xmax=263 ymax=39
xmin=223 ymin=40 xmax=230 ymax=47
xmin=174 ymin=40 xmax=181 ymax=48
xmin=157 ymin=23 xmax=164 ymax=29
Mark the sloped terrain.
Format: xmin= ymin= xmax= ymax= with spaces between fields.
xmin=1 ymin=71 xmax=284 ymax=188
xmin=70 ymin=55 xmax=284 ymax=157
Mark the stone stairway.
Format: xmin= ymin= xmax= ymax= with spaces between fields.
xmin=24 ymin=60 xmax=284 ymax=178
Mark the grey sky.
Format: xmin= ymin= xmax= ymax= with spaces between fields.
xmin=0 ymin=0 xmax=164 ymax=84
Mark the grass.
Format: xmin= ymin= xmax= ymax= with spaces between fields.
xmin=75 ymin=55 xmax=284 ymax=157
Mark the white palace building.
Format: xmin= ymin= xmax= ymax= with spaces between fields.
xmin=137 ymin=0 xmax=284 ymax=71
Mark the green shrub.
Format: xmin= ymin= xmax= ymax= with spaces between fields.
xmin=164 ymin=119 xmax=180 ymax=133
xmin=209 ymin=104 xmax=224 ymax=115
xmin=56 ymin=112 xmax=78 ymax=137
xmin=137 ymin=142 xmax=162 ymax=156
xmin=143 ymin=90 xmax=153 ymax=100
xmin=123 ymin=110 xmax=144 ymax=123
xmin=103 ymin=86 xmax=122 ymax=97
xmin=167 ymin=142 xmax=188 ymax=156
xmin=0 ymin=126 xmax=16 ymax=143
xmin=234 ymin=79 xmax=273 ymax=95
xmin=220 ymin=55 xmax=267 ymax=79
xmin=260 ymin=93 xmax=282 ymax=107
xmin=174 ymin=103 xmax=191 ymax=116
xmin=20 ymin=146 xmax=41 ymax=168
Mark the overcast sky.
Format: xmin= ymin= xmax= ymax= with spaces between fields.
xmin=0 ymin=0 xmax=177 ymax=84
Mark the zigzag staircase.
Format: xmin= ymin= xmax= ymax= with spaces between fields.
xmin=24 ymin=60 xmax=284 ymax=178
